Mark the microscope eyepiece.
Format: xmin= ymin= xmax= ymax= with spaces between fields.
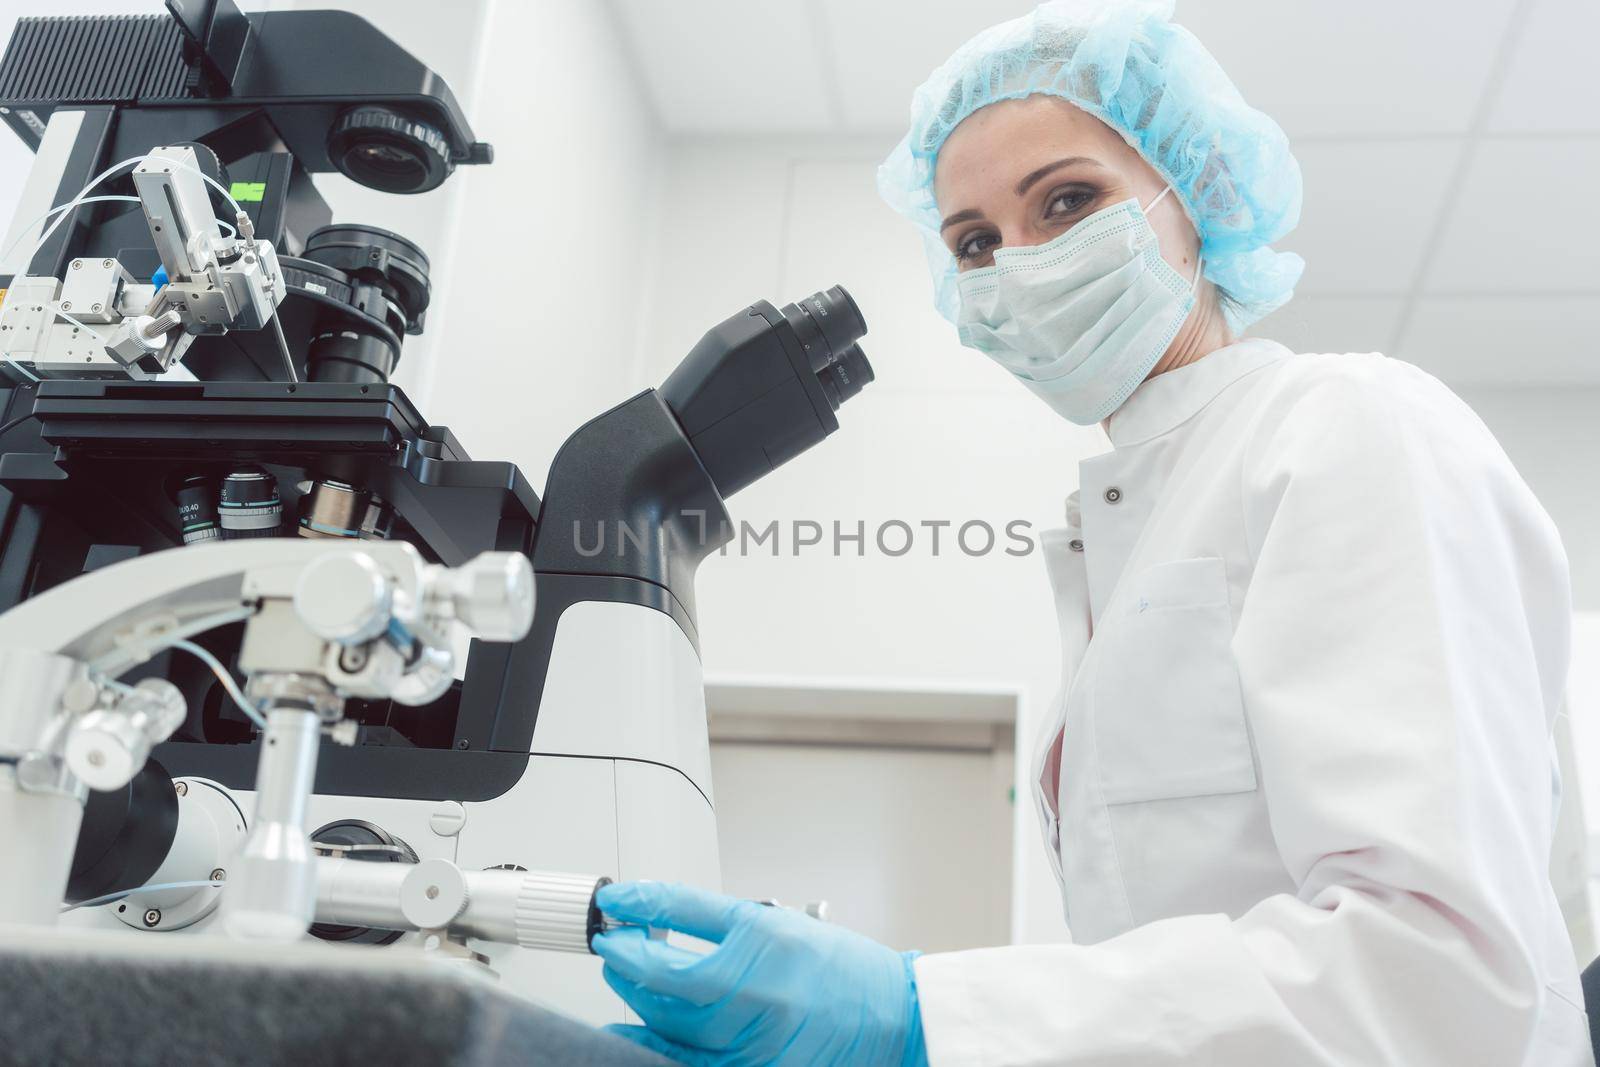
xmin=659 ymin=285 xmax=874 ymax=499
xmin=815 ymin=343 xmax=874 ymax=411
xmin=783 ymin=286 xmax=867 ymax=373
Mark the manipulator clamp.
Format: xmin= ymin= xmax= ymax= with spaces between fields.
xmin=0 ymin=541 xmax=533 ymax=931
xmin=3 ymin=145 xmax=286 ymax=379
xmin=106 ymin=145 xmax=285 ymax=375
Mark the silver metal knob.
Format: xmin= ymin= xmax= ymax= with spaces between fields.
xmin=63 ymin=678 xmax=186 ymax=791
xmin=292 ymin=550 xmax=393 ymax=645
xmin=428 ymin=552 xmax=535 ymax=642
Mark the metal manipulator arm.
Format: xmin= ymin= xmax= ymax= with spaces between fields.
xmin=0 ymin=540 xmax=534 ymax=931
xmin=103 ymin=145 xmax=289 ymax=376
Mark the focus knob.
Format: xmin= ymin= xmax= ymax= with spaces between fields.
xmin=427 ymin=552 xmax=535 ymax=642
xmin=293 ymin=550 xmax=393 ymax=645
xmin=64 ymin=679 xmax=186 ymax=791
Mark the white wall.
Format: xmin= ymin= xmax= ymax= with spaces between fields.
xmin=711 ymin=738 xmax=1013 ymax=953
xmin=419 ymin=0 xmax=664 ymax=478
xmin=1454 ymin=388 xmax=1600 ymax=611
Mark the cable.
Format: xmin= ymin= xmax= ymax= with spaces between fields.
xmin=3 ymin=151 xmax=293 ymax=383
xmin=10 ymin=156 xmax=154 ymax=275
xmin=89 ymin=603 xmax=256 ymax=681
xmin=170 ymin=638 xmax=267 ymax=729
xmin=8 ymin=154 xmax=245 ymax=279
xmin=0 ymin=194 xmax=140 ymax=266
xmin=0 ymin=409 xmax=36 ymax=440
xmin=4 ymin=359 xmax=39 ymax=384
xmin=62 ymin=878 xmax=224 ymax=913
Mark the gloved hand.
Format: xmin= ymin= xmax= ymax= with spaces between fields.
xmin=592 ymin=881 xmax=928 ymax=1067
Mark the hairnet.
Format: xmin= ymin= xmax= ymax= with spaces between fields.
xmin=877 ymin=0 xmax=1304 ymax=333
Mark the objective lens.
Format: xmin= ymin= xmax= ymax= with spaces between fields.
xmin=815 ymin=344 xmax=875 ymax=410
xmin=219 ymin=467 xmax=282 ymax=539
xmin=173 ymin=475 xmax=220 ymax=545
xmin=298 ymin=479 xmax=372 ymax=540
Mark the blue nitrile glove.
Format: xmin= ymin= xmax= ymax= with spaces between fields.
xmin=592 ymin=881 xmax=928 ymax=1067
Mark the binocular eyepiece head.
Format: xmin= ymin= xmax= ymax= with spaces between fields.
xmin=659 ymin=285 xmax=875 ymax=499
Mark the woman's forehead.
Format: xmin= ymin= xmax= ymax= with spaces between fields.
xmin=933 ymin=96 xmax=1136 ymax=202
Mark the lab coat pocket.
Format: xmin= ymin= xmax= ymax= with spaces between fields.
xmin=1092 ymin=556 xmax=1257 ymax=805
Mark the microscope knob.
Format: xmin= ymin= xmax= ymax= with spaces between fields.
xmin=433 ymin=552 xmax=535 ymax=642
xmin=293 ymin=550 xmax=393 ymax=645
xmin=400 ymin=858 xmax=469 ymax=929
xmin=64 ymin=678 xmax=187 ymax=791
xmin=65 ymin=709 xmax=147 ymax=790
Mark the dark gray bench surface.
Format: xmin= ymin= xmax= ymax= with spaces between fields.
xmin=0 ymin=927 xmax=668 ymax=1067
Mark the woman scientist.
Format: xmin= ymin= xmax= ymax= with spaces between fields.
xmin=590 ymin=2 xmax=1591 ymax=1063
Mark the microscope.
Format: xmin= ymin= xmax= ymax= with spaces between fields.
xmin=0 ymin=0 xmax=874 ymax=1026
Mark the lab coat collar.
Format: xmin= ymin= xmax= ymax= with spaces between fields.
xmin=1106 ymin=337 xmax=1292 ymax=448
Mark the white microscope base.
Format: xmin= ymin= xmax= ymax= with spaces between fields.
xmin=61 ymin=601 xmax=722 ymax=1026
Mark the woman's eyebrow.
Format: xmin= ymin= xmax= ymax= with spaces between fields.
xmin=1014 ymin=156 xmax=1101 ymax=197
xmin=939 ymin=208 xmax=984 ymax=232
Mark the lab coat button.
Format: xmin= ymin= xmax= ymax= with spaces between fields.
xmin=1103 ymin=486 xmax=1122 ymax=504
xmin=1068 ymin=538 xmax=1084 ymax=552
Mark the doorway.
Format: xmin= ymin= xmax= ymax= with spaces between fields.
xmin=705 ymin=680 xmax=1017 ymax=954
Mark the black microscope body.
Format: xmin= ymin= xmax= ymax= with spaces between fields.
xmin=0 ymin=0 xmax=873 ymax=826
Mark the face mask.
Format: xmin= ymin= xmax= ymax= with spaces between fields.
xmin=955 ymin=187 xmax=1201 ymax=426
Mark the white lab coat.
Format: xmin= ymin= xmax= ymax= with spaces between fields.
xmin=914 ymin=340 xmax=1592 ymax=1066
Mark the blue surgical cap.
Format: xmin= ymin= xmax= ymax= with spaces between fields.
xmin=877 ymin=0 xmax=1305 ymax=333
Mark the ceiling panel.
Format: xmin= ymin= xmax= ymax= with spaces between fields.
xmin=1281 ymin=139 xmax=1466 ymax=295
xmin=1247 ymin=296 xmax=1406 ymax=357
xmin=1424 ymin=137 xmax=1600 ymax=294
xmin=817 ymin=0 xmax=1037 ymax=132
xmin=610 ymin=0 xmax=834 ymax=132
xmin=1487 ymin=0 xmax=1600 ymax=133
xmin=1400 ymin=295 xmax=1600 ymax=386
xmin=615 ymin=0 xmax=1520 ymax=139
xmin=1160 ymin=0 xmax=1518 ymax=139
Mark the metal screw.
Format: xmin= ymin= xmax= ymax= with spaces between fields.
xmin=86 ymin=750 xmax=104 ymax=767
xmin=70 ymin=260 xmax=81 ymax=270
xmin=174 ymin=780 xmax=188 ymax=796
xmin=1068 ymin=538 xmax=1084 ymax=552
xmin=339 ymin=646 xmax=368 ymax=671
xmin=101 ymin=259 xmax=112 ymax=268
xmin=1103 ymin=486 xmax=1122 ymax=504
xmin=90 ymin=303 xmax=102 ymax=313
xmin=142 ymin=908 xmax=161 ymax=927
xmin=59 ymin=301 xmax=71 ymax=311
xmin=456 ymin=739 xmax=469 ymax=750
xmin=209 ymin=868 xmax=226 ymax=882
xmin=425 ymin=885 xmax=440 ymax=900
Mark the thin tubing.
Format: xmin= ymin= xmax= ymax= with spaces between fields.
xmin=11 ymin=154 xmax=246 ymax=279
xmin=169 ymin=638 xmax=267 ymax=729
xmin=0 ymin=194 xmax=140 ymax=265
xmin=3 ymin=153 xmax=266 ymax=380
xmin=52 ymin=305 xmax=108 ymax=343
xmin=89 ymin=604 xmax=256 ymax=681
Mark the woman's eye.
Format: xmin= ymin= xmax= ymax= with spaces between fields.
xmin=1045 ymin=189 xmax=1094 ymax=219
xmin=955 ymin=231 xmax=999 ymax=263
